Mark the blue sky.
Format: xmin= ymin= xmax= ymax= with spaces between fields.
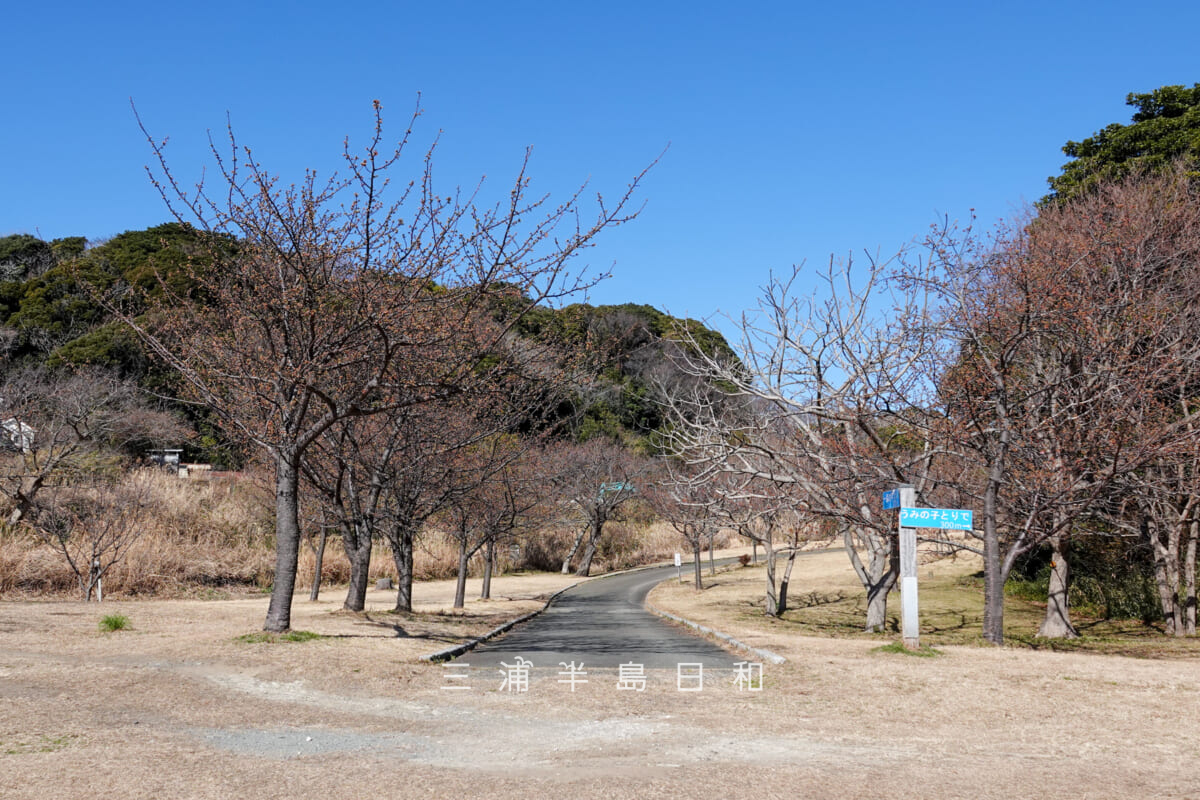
xmin=3 ymin=1 xmax=1198 ymax=339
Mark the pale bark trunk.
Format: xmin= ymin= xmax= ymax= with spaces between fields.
xmin=264 ymin=451 xmax=302 ymax=632
xmin=692 ymin=541 xmax=703 ymax=590
xmin=8 ymin=474 xmax=45 ymax=526
xmin=865 ymin=573 xmax=894 ymax=632
xmin=841 ymin=523 xmax=898 ymax=633
xmin=1185 ymin=518 xmax=1197 ymax=636
xmin=708 ymin=532 xmax=716 ymax=576
xmin=481 ymin=538 xmax=495 ymax=600
xmin=1037 ymin=534 xmax=1078 ymax=638
xmin=1168 ymin=516 xmax=1186 ymax=637
xmin=1147 ymin=514 xmax=1180 ymax=635
xmin=866 ymin=536 xmax=897 ymax=633
xmin=561 ymin=527 xmax=587 ymax=574
xmin=1170 ymin=517 xmax=1184 ymax=636
xmin=764 ymin=539 xmax=779 ymax=616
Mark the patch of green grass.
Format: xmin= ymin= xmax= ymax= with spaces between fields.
xmin=235 ymin=630 xmax=325 ymax=644
xmin=98 ymin=613 xmax=129 ymax=632
xmin=3 ymin=734 xmax=80 ymax=755
xmin=872 ymin=641 xmax=942 ymax=657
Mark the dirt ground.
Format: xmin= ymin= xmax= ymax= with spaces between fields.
xmin=2 ymin=560 xmax=1199 ymax=799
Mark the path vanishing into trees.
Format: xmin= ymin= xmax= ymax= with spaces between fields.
xmin=461 ymin=562 xmax=740 ymax=670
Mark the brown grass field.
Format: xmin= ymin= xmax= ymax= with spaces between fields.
xmin=3 ymin=539 xmax=1200 ymax=799
xmin=0 ymin=470 xmax=700 ymax=600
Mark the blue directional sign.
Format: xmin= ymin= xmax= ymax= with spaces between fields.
xmin=881 ymin=489 xmax=900 ymax=510
xmin=899 ymin=507 xmax=973 ymax=531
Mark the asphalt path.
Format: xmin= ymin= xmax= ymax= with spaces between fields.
xmin=461 ymin=561 xmax=740 ymax=671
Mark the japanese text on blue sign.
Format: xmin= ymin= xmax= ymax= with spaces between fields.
xmin=899 ymin=507 xmax=973 ymax=530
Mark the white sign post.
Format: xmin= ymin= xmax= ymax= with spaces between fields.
xmin=893 ymin=493 xmax=975 ymax=650
xmin=674 ymin=552 xmax=682 ymax=583
xmin=897 ymin=485 xmax=919 ymax=650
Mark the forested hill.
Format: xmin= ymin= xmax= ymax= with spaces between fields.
xmin=517 ymin=300 xmax=736 ymax=448
xmin=0 ymin=224 xmax=734 ymax=458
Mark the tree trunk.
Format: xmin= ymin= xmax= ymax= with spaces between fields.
xmin=752 ymin=541 xmax=757 ymax=564
xmin=1037 ymin=534 xmax=1078 ymax=639
xmin=1185 ymin=518 xmax=1197 ymax=636
xmin=981 ymin=489 xmax=1007 ymax=645
xmin=778 ymin=547 xmax=798 ymax=615
xmin=708 ymin=532 xmax=716 ymax=576
xmin=84 ymin=560 xmax=101 ymax=602
xmin=453 ymin=539 xmax=470 ymax=609
xmin=309 ymin=525 xmax=329 ymax=602
xmin=1147 ymin=514 xmax=1180 ymax=635
xmin=841 ymin=524 xmax=897 ymax=633
xmin=8 ymin=474 xmax=45 ymax=526
xmin=1168 ymin=515 xmax=1187 ymax=637
xmin=764 ymin=539 xmax=779 ymax=616
xmin=391 ymin=525 xmax=416 ymax=613
xmin=481 ymin=538 xmax=495 ymax=600
xmin=264 ymin=451 xmax=302 ymax=633
xmin=342 ymin=519 xmax=373 ymax=612
xmin=561 ymin=527 xmax=587 ymax=574
xmin=1170 ymin=516 xmax=1183 ymax=636
xmin=865 ymin=574 xmax=893 ymax=632
xmin=575 ymin=518 xmax=603 ymax=577
xmin=692 ymin=541 xmax=703 ymax=590
xmin=864 ymin=538 xmax=896 ymax=633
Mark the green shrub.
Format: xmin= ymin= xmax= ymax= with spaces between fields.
xmin=98 ymin=613 xmax=129 ymax=632
xmin=1007 ymin=540 xmax=1163 ymax=622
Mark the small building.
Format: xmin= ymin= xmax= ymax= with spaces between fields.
xmin=1 ymin=418 xmax=34 ymax=453
xmin=148 ymin=448 xmax=184 ymax=471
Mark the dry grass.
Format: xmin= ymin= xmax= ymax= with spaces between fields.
xmin=3 ymin=549 xmax=1200 ymax=798
xmin=0 ymin=470 xmax=278 ymax=598
xmin=0 ymin=471 xmax=713 ymax=600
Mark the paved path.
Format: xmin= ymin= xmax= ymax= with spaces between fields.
xmin=461 ymin=562 xmax=739 ymax=670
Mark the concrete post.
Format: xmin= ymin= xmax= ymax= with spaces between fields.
xmin=898 ymin=485 xmax=919 ymax=649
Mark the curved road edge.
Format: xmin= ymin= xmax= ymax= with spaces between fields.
xmin=645 ymin=602 xmax=787 ymax=665
xmin=419 ymin=579 xmax=583 ymax=663
xmin=419 ymin=557 xmax=788 ymax=665
xmin=418 ymin=559 xmax=672 ymax=663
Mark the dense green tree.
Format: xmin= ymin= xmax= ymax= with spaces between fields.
xmin=1046 ymin=83 xmax=1200 ymax=201
xmin=0 ymin=234 xmax=56 ymax=280
xmin=49 ymin=237 xmax=87 ymax=262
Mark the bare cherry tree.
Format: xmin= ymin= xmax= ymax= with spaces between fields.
xmin=31 ymin=473 xmax=153 ymax=601
xmin=0 ymin=365 xmax=183 ymax=525
xmin=302 ymin=313 xmax=574 ymax=613
xmin=645 ymin=468 xmax=722 ymax=590
xmin=918 ymin=166 xmax=1200 ymax=641
xmin=711 ymin=471 xmax=819 ymax=615
xmin=441 ymin=439 xmax=551 ymax=608
xmin=658 ymin=256 xmax=941 ymax=632
xmin=550 ymin=438 xmax=647 ymax=576
xmin=99 ymin=101 xmax=650 ymax=631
